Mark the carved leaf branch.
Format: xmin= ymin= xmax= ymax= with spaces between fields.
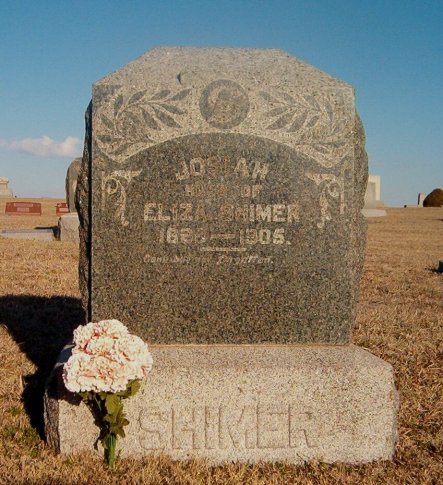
xmin=96 ymin=87 xmax=191 ymax=158
xmin=259 ymin=90 xmax=351 ymax=166
xmin=260 ymin=91 xmax=322 ymax=132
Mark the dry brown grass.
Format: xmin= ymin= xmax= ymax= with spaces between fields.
xmin=0 ymin=204 xmax=442 ymax=484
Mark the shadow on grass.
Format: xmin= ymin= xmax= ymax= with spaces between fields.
xmin=35 ymin=225 xmax=58 ymax=231
xmin=0 ymin=295 xmax=84 ymax=438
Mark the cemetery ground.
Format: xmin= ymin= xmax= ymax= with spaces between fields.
xmin=0 ymin=198 xmax=441 ymax=485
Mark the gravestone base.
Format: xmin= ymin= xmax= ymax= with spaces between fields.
xmin=58 ymin=213 xmax=79 ymax=243
xmin=45 ymin=344 xmax=398 ymax=465
xmin=0 ymin=228 xmax=55 ymax=241
xmin=362 ymin=208 xmax=387 ymax=218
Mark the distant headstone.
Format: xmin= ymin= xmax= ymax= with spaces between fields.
xmin=5 ymin=201 xmax=41 ymax=216
xmin=367 ymin=175 xmax=382 ymax=203
xmin=437 ymin=260 xmax=443 ymax=273
xmin=364 ymin=181 xmax=377 ymax=209
xmin=65 ymin=158 xmax=82 ymax=212
xmin=56 ymin=202 xmax=69 ymax=215
xmin=363 ymin=177 xmax=386 ymax=217
xmin=423 ymin=188 xmax=443 ymax=207
xmin=0 ymin=177 xmax=13 ymax=198
xmin=417 ymin=193 xmax=426 ymax=206
xmin=47 ymin=47 xmax=398 ymax=465
xmin=58 ymin=213 xmax=79 ymax=243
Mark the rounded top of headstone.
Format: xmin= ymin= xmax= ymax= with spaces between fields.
xmin=423 ymin=188 xmax=443 ymax=207
xmin=0 ymin=177 xmax=9 ymax=183
xmin=91 ymin=47 xmax=357 ymax=166
xmin=69 ymin=157 xmax=82 ymax=169
xmin=95 ymin=47 xmax=351 ymax=91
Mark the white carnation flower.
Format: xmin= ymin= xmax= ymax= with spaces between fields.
xmin=63 ymin=320 xmax=153 ymax=394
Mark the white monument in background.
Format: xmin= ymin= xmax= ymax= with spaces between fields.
xmin=417 ymin=193 xmax=426 ymax=207
xmin=363 ymin=174 xmax=387 ymax=217
xmin=0 ymin=177 xmax=13 ymax=198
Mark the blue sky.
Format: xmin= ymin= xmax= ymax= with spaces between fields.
xmin=1 ymin=0 xmax=442 ymax=206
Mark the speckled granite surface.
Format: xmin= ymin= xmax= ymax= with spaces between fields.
xmin=45 ymin=344 xmax=398 ymax=464
xmin=78 ymin=47 xmax=368 ymax=343
xmin=58 ymin=213 xmax=79 ymax=242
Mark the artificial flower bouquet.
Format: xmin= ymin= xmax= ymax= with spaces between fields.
xmin=63 ymin=319 xmax=153 ymax=467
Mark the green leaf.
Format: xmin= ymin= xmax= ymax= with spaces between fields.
xmin=104 ymin=414 xmax=118 ymax=424
xmin=115 ymin=407 xmax=124 ymax=424
xmin=105 ymin=395 xmax=120 ymax=415
xmin=129 ymin=380 xmax=141 ymax=396
xmin=102 ymin=435 xmax=109 ymax=450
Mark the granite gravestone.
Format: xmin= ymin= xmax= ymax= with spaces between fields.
xmin=59 ymin=158 xmax=81 ymax=242
xmin=46 ymin=48 xmax=398 ymax=465
xmin=65 ymin=158 xmax=82 ymax=212
xmin=0 ymin=177 xmax=13 ymax=198
xmin=56 ymin=202 xmax=69 ymax=215
xmin=78 ymin=47 xmax=367 ymax=344
xmin=5 ymin=201 xmax=41 ymax=216
xmin=423 ymin=188 xmax=443 ymax=207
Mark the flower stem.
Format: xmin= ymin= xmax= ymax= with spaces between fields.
xmin=105 ymin=433 xmax=117 ymax=468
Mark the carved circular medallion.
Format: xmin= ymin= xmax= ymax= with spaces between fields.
xmin=199 ymin=80 xmax=249 ymax=129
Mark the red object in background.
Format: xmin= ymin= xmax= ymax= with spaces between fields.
xmin=56 ymin=202 xmax=69 ymax=215
xmin=5 ymin=202 xmax=42 ymax=216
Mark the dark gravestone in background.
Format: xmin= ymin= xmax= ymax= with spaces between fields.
xmin=423 ymin=188 xmax=443 ymax=207
xmin=78 ymin=47 xmax=367 ymax=344
xmin=65 ymin=158 xmax=82 ymax=212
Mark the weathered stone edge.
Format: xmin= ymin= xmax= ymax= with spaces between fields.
xmin=76 ymin=102 xmax=92 ymax=323
xmin=45 ymin=344 xmax=399 ymax=465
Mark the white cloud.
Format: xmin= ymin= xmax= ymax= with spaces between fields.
xmin=0 ymin=135 xmax=81 ymax=157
